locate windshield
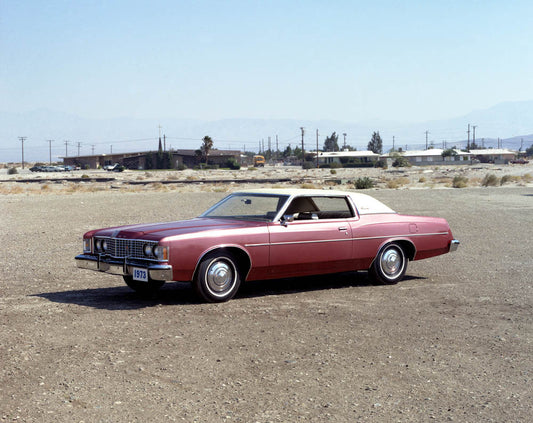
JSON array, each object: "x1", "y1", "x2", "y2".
[{"x1": 201, "y1": 193, "x2": 289, "y2": 221}]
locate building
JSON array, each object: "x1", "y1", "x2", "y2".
[
  {"x1": 62, "y1": 149, "x2": 242, "y2": 169},
  {"x1": 314, "y1": 150, "x2": 381, "y2": 166},
  {"x1": 469, "y1": 149, "x2": 517, "y2": 164},
  {"x1": 391, "y1": 148, "x2": 472, "y2": 166}
]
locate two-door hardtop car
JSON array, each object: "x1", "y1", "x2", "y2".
[{"x1": 76, "y1": 189, "x2": 459, "y2": 302}]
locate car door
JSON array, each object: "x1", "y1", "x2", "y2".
[{"x1": 267, "y1": 195, "x2": 355, "y2": 278}]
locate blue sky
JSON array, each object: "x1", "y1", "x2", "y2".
[{"x1": 1, "y1": 0, "x2": 533, "y2": 124}]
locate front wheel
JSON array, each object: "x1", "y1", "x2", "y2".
[
  {"x1": 369, "y1": 243, "x2": 407, "y2": 285},
  {"x1": 123, "y1": 275, "x2": 164, "y2": 296},
  {"x1": 194, "y1": 252, "x2": 241, "y2": 302}
]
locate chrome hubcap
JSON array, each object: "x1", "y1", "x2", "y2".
[
  {"x1": 380, "y1": 248, "x2": 402, "y2": 277},
  {"x1": 206, "y1": 260, "x2": 235, "y2": 293}
]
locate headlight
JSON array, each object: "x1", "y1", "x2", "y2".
[
  {"x1": 101, "y1": 239, "x2": 108, "y2": 252},
  {"x1": 143, "y1": 244, "x2": 153, "y2": 256},
  {"x1": 95, "y1": 239, "x2": 102, "y2": 251},
  {"x1": 153, "y1": 246, "x2": 168, "y2": 260}
]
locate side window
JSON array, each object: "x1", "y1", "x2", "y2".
[
  {"x1": 311, "y1": 197, "x2": 354, "y2": 219},
  {"x1": 288, "y1": 196, "x2": 354, "y2": 220}
]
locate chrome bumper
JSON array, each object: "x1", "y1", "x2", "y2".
[
  {"x1": 75, "y1": 254, "x2": 173, "y2": 281},
  {"x1": 449, "y1": 239, "x2": 460, "y2": 252}
]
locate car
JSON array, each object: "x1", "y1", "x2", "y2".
[
  {"x1": 75, "y1": 189, "x2": 459, "y2": 302},
  {"x1": 29, "y1": 165, "x2": 45, "y2": 172},
  {"x1": 510, "y1": 158, "x2": 529, "y2": 164}
]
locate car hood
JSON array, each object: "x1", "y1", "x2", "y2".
[{"x1": 86, "y1": 218, "x2": 266, "y2": 240}]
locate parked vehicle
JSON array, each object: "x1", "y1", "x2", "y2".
[
  {"x1": 253, "y1": 155, "x2": 265, "y2": 167},
  {"x1": 76, "y1": 189, "x2": 459, "y2": 302}
]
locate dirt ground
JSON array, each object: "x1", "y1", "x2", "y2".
[{"x1": 1, "y1": 178, "x2": 532, "y2": 421}]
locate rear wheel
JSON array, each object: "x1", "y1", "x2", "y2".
[
  {"x1": 194, "y1": 252, "x2": 241, "y2": 302},
  {"x1": 123, "y1": 275, "x2": 164, "y2": 295},
  {"x1": 369, "y1": 243, "x2": 407, "y2": 285}
]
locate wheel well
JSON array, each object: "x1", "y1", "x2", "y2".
[
  {"x1": 393, "y1": 240, "x2": 416, "y2": 261},
  {"x1": 194, "y1": 247, "x2": 252, "y2": 281}
]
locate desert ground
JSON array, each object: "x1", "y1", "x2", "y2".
[{"x1": 1, "y1": 164, "x2": 532, "y2": 422}]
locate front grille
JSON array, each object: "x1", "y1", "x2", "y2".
[{"x1": 95, "y1": 237, "x2": 158, "y2": 260}]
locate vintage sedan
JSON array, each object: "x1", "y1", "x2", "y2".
[{"x1": 76, "y1": 189, "x2": 459, "y2": 302}]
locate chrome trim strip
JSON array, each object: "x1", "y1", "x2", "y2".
[
  {"x1": 352, "y1": 231, "x2": 449, "y2": 241},
  {"x1": 245, "y1": 231, "x2": 449, "y2": 248},
  {"x1": 449, "y1": 239, "x2": 460, "y2": 252}
]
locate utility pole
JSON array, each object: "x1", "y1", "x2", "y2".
[
  {"x1": 520, "y1": 138, "x2": 524, "y2": 151},
  {"x1": 46, "y1": 140, "x2": 54, "y2": 164},
  {"x1": 472, "y1": 125, "x2": 477, "y2": 148},
  {"x1": 316, "y1": 129, "x2": 319, "y2": 168},
  {"x1": 343, "y1": 133, "x2": 347, "y2": 149},
  {"x1": 64, "y1": 140, "x2": 70, "y2": 157},
  {"x1": 77, "y1": 142, "x2": 81, "y2": 156},
  {"x1": 392, "y1": 136, "x2": 395, "y2": 151},
  {"x1": 91, "y1": 144, "x2": 95, "y2": 155},
  {"x1": 110, "y1": 145, "x2": 113, "y2": 154},
  {"x1": 300, "y1": 127, "x2": 305, "y2": 166},
  {"x1": 425, "y1": 131, "x2": 430, "y2": 150},
  {"x1": 467, "y1": 124, "x2": 471, "y2": 150},
  {"x1": 164, "y1": 135, "x2": 166, "y2": 151},
  {"x1": 276, "y1": 135, "x2": 279, "y2": 161},
  {"x1": 18, "y1": 136, "x2": 27, "y2": 169}
]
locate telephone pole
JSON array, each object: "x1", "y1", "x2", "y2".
[
  {"x1": 77, "y1": 142, "x2": 81, "y2": 156},
  {"x1": 467, "y1": 124, "x2": 471, "y2": 150},
  {"x1": 343, "y1": 133, "x2": 347, "y2": 149},
  {"x1": 425, "y1": 131, "x2": 430, "y2": 150},
  {"x1": 472, "y1": 125, "x2": 477, "y2": 148},
  {"x1": 300, "y1": 127, "x2": 305, "y2": 166},
  {"x1": 392, "y1": 136, "x2": 395, "y2": 151},
  {"x1": 46, "y1": 140, "x2": 54, "y2": 164},
  {"x1": 91, "y1": 144, "x2": 95, "y2": 155},
  {"x1": 18, "y1": 136, "x2": 27, "y2": 169},
  {"x1": 316, "y1": 129, "x2": 319, "y2": 168},
  {"x1": 64, "y1": 140, "x2": 69, "y2": 157}
]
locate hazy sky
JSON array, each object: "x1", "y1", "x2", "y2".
[{"x1": 2, "y1": 0, "x2": 533, "y2": 123}]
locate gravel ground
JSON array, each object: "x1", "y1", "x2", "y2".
[{"x1": 1, "y1": 184, "x2": 532, "y2": 422}]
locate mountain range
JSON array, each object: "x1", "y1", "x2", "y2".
[{"x1": 1, "y1": 101, "x2": 533, "y2": 163}]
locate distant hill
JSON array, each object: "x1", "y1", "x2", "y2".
[{"x1": 1, "y1": 101, "x2": 532, "y2": 163}]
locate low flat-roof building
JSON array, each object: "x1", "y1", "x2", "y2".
[{"x1": 62, "y1": 149, "x2": 241, "y2": 169}]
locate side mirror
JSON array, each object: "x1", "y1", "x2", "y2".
[{"x1": 281, "y1": 214, "x2": 294, "y2": 227}]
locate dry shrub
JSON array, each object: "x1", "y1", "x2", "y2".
[
  {"x1": 522, "y1": 173, "x2": 532, "y2": 183},
  {"x1": 452, "y1": 175, "x2": 469, "y2": 188},
  {"x1": 41, "y1": 184, "x2": 50, "y2": 191},
  {"x1": 482, "y1": 173, "x2": 499, "y2": 187},
  {"x1": 150, "y1": 182, "x2": 166, "y2": 191},
  {"x1": 167, "y1": 173, "x2": 179, "y2": 180},
  {"x1": 301, "y1": 183, "x2": 317, "y2": 189},
  {"x1": 418, "y1": 176, "x2": 427, "y2": 183},
  {"x1": 500, "y1": 175, "x2": 520, "y2": 185},
  {"x1": 386, "y1": 177, "x2": 409, "y2": 189}
]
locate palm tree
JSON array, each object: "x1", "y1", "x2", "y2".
[{"x1": 201, "y1": 136, "x2": 213, "y2": 164}]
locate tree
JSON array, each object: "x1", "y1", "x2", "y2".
[
  {"x1": 323, "y1": 132, "x2": 339, "y2": 152},
  {"x1": 525, "y1": 144, "x2": 533, "y2": 157},
  {"x1": 200, "y1": 136, "x2": 214, "y2": 164},
  {"x1": 367, "y1": 131, "x2": 383, "y2": 154}
]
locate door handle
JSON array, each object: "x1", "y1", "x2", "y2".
[{"x1": 338, "y1": 227, "x2": 348, "y2": 231}]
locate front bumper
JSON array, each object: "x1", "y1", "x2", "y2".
[
  {"x1": 449, "y1": 239, "x2": 460, "y2": 252},
  {"x1": 75, "y1": 254, "x2": 173, "y2": 281}
]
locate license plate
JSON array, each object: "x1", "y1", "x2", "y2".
[{"x1": 132, "y1": 267, "x2": 148, "y2": 282}]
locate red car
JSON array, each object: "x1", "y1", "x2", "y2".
[{"x1": 76, "y1": 189, "x2": 459, "y2": 302}]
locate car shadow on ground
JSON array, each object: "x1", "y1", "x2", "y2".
[{"x1": 33, "y1": 272, "x2": 425, "y2": 310}]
